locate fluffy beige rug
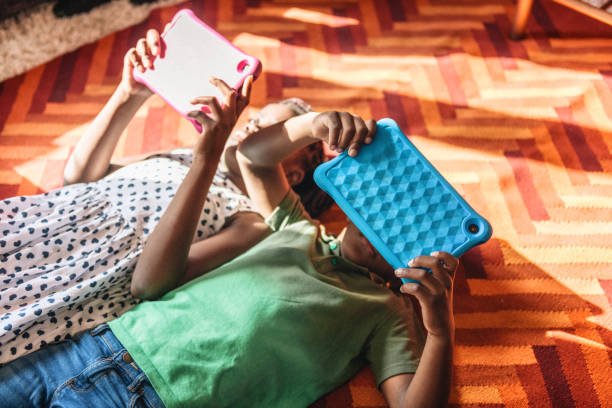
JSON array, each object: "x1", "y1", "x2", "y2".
[{"x1": 0, "y1": 0, "x2": 185, "y2": 82}]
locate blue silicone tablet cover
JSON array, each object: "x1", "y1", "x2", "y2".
[{"x1": 314, "y1": 118, "x2": 492, "y2": 280}]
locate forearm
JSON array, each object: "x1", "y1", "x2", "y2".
[
  {"x1": 130, "y1": 154, "x2": 219, "y2": 299},
  {"x1": 398, "y1": 334, "x2": 454, "y2": 408},
  {"x1": 238, "y1": 111, "x2": 319, "y2": 167},
  {"x1": 63, "y1": 87, "x2": 150, "y2": 185}
]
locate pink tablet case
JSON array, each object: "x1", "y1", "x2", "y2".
[{"x1": 133, "y1": 9, "x2": 262, "y2": 132}]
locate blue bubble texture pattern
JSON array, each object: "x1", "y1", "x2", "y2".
[{"x1": 314, "y1": 118, "x2": 492, "y2": 282}]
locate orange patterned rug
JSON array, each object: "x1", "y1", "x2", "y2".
[{"x1": 1, "y1": 0, "x2": 611, "y2": 406}]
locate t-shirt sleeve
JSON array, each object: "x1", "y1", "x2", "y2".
[
  {"x1": 265, "y1": 190, "x2": 313, "y2": 232},
  {"x1": 365, "y1": 296, "x2": 425, "y2": 387}
]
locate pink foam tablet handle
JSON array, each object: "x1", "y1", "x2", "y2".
[{"x1": 133, "y1": 9, "x2": 261, "y2": 132}]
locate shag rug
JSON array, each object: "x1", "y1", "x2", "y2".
[
  {"x1": 0, "y1": 0, "x2": 185, "y2": 82},
  {"x1": 1, "y1": 0, "x2": 612, "y2": 407}
]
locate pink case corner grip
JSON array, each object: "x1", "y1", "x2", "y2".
[{"x1": 132, "y1": 9, "x2": 261, "y2": 133}]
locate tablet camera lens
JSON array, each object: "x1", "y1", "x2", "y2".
[
  {"x1": 237, "y1": 60, "x2": 250, "y2": 73},
  {"x1": 468, "y1": 223, "x2": 479, "y2": 234}
]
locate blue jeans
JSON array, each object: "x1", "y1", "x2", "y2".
[{"x1": 0, "y1": 323, "x2": 165, "y2": 408}]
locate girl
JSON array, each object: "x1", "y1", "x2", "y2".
[{"x1": 0, "y1": 29, "x2": 329, "y2": 363}]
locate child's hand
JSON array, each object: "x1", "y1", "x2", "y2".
[
  {"x1": 394, "y1": 252, "x2": 458, "y2": 339},
  {"x1": 312, "y1": 111, "x2": 376, "y2": 157},
  {"x1": 187, "y1": 76, "x2": 253, "y2": 158},
  {"x1": 120, "y1": 29, "x2": 161, "y2": 97}
]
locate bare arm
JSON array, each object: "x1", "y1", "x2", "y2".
[
  {"x1": 63, "y1": 89, "x2": 151, "y2": 185},
  {"x1": 178, "y1": 212, "x2": 270, "y2": 286},
  {"x1": 63, "y1": 30, "x2": 160, "y2": 185},
  {"x1": 130, "y1": 184, "x2": 270, "y2": 300},
  {"x1": 236, "y1": 111, "x2": 376, "y2": 217},
  {"x1": 130, "y1": 77, "x2": 254, "y2": 300},
  {"x1": 381, "y1": 252, "x2": 458, "y2": 408}
]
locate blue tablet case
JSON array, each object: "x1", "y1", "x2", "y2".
[{"x1": 313, "y1": 118, "x2": 492, "y2": 283}]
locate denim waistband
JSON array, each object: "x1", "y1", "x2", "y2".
[
  {"x1": 90, "y1": 323, "x2": 122, "y2": 352},
  {"x1": 89, "y1": 323, "x2": 150, "y2": 395}
]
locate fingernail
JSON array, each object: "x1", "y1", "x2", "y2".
[{"x1": 348, "y1": 148, "x2": 357, "y2": 157}]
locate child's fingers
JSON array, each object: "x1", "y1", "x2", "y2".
[
  {"x1": 347, "y1": 116, "x2": 368, "y2": 157},
  {"x1": 409, "y1": 255, "x2": 452, "y2": 292},
  {"x1": 241, "y1": 76, "x2": 253, "y2": 100},
  {"x1": 125, "y1": 48, "x2": 143, "y2": 73},
  {"x1": 409, "y1": 255, "x2": 444, "y2": 272},
  {"x1": 146, "y1": 29, "x2": 160, "y2": 56},
  {"x1": 209, "y1": 77, "x2": 236, "y2": 110},
  {"x1": 323, "y1": 112, "x2": 341, "y2": 150},
  {"x1": 397, "y1": 279, "x2": 432, "y2": 305},
  {"x1": 190, "y1": 96, "x2": 222, "y2": 122},
  {"x1": 364, "y1": 119, "x2": 377, "y2": 144},
  {"x1": 395, "y1": 267, "x2": 440, "y2": 294},
  {"x1": 136, "y1": 38, "x2": 152, "y2": 69},
  {"x1": 337, "y1": 112, "x2": 356, "y2": 152},
  {"x1": 237, "y1": 76, "x2": 253, "y2": 114},
  {"x1": 187, "y1": 109, "x2": 214, "y2": 130},
  {"x1": 241, "y1": 76, "x2": 253, "y2": 106},
  {"x1": 430, "y1": 251, "x2": 459, "y2": 275}
]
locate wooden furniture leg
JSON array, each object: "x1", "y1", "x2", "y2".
[{"x1": 510, "y1": 0, "x2": 535, "y2": 40}]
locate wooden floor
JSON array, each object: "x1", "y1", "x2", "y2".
[{"x1": 1, "y1": 0, "x2": 612, "y2": 406}]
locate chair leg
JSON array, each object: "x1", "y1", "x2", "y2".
[{"x1": 510, "y1": 0, "x2": 535, "y2": 40}]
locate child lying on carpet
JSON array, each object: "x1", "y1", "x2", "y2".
[
  {"x1": 0, "y1": 85, "x2": 458, "y2": 407},
  {"x1": 0, "y1": 28, "x2": 330, "y2": 363}
]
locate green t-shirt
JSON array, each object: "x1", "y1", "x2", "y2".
[{"x1": 109, "y1": 191, "x2": 424, "y2": 408}]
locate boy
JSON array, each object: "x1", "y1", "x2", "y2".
[{"x1": 0, "y1": 76, "x2": 457, "y2": 408}]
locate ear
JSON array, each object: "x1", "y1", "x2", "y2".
[{"x1": 286, "y1": 168, "x2": 304, "y2": 186}]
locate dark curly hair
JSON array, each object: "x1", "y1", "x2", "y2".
[
  {"x1": 290, "y1": 141, "x2": 334, "y2": 218},
  {"x1": 275, "y1": 98, "x2": 334, "y2": 218}
]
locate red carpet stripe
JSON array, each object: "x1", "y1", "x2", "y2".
[
  {"x1": 1, "y1": 1, "x2": 611, "y2": 406},
  {"x1": 505, "y1": 150, "x2": 550, "y2": 221}
]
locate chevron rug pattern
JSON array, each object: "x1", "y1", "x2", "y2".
[{"x1": 1, "y1": 0, "x2": 612, "y2": 406}]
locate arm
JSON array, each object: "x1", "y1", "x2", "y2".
[
  {"x1": 177, "y1": 212, "x2": 270, "y2": 287},
  {"x1": 131, "y1": 200, "x2": 269, "y2": 300},
  {"x1": 380, "y1": 252, "x2": 458, "y2": 408},
  {"x1": 130, "y1": 76, "x2": 254, "y2": 300},
  {"x1": 236, "y1": 111, "x2": 376, "y2": 217},
  {"x1": 63, "y1": 30, "x2": 160, "y2": 185}
]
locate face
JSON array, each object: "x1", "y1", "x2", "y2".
[
  {"x1": 233, "y1": 102, "x2": 322, "y2": 186},
  {"x1": 340, "y1": 219, "x2": 395, "y2": 281},
  {"x1": 280, "y1": 142, "x2": 324, "y2": 186}
]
